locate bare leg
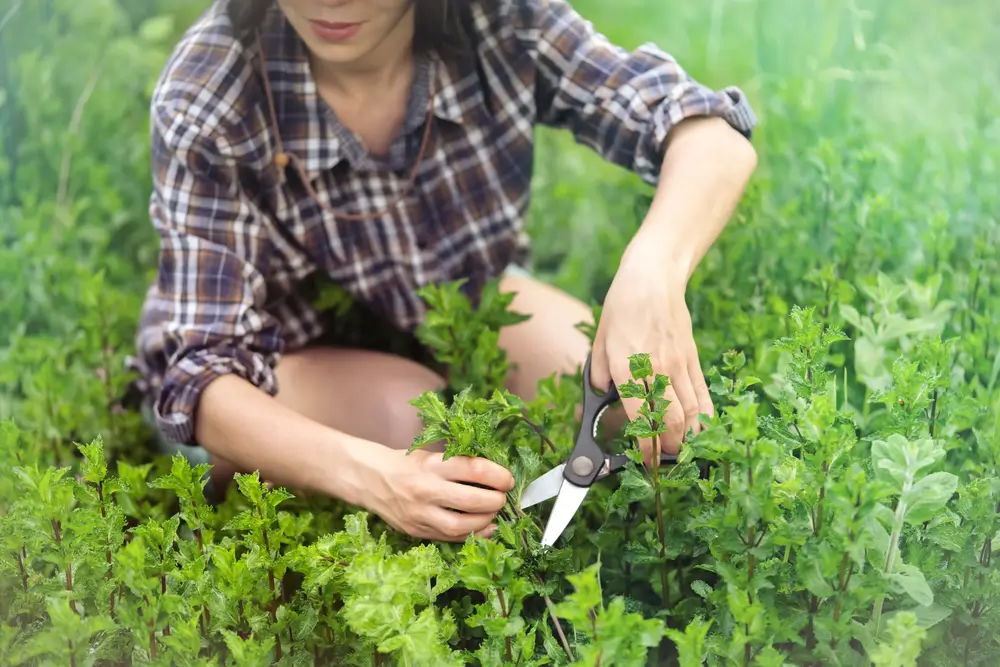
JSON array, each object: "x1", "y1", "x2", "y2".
[
  {"x1": 209, "y1": 274, "x2": 611, "y2": 492},
  {"x1": 497, "y1": 273, "x2": 629, "y2": 433},
  {"x1": 272, "y1": 347, "x2": 446, "y2": 449},
  {"x1": 497, "y1": 273, "x2": 595, "y2": 400},
  {"x1": 207, "y1": 347, "x2": 447, "y2": 492},
  {"x1": 500, "y1": 276, "x2": 594, "y2": 399}
]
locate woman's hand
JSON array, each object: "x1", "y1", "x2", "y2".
[
  {"x1": 590, "y1": 240, "x2": 714, "y2": 464},
  {"x1": 367, "y1": 448, "x2": 515, "y2": 542},
  {"x1": 589, "y1": 116, "x2": 757, "y2": 464}
]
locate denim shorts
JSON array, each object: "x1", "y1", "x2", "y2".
[{"x1": 140, "y1": 264, "x2": 532, "y2": 496}]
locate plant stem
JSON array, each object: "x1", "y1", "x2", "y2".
[
  {"x1": 520, "y1": 413, "x2": 557, "y2": 453},
  {"x1": 148, "y1": 603, "x2": 157, "y2": 661},
  {"x1": 815, "y1": 461, "x2": 828, "y2": 536},
  {"x1": 496, "y1": 586, "x2": 513, "y2": 662},
  {"x1": 258, "y1": 506, "x2": 282, "y2": 661},
  {"x1": 643, "y1": 379, "x2": 671, "y2": 610},
  {"x1": 517, "y1": 528, "x2": 573, "y2": 661},
  {"x1": 16, "y1": 549, "x2": 27, "y2": 593},
  {"x1": 833, "y1": 552, "x2": 849, "y2": 624},
  {"x1": 872, "y1": 495, "x2": 908, "y2": 635},
  {"x1": 624, "y1": 504, "x2": 634, "y2": 598},
  {"x1": 51, "y1": 519, "x2": 76, "y2": 614},
  {"x1": 929, "y1": 389, "x2": 939, "y2": 437},
  {"x1": 96, "y1": 483, "x2": 116, "y2": 618},
  {"x1": 45, "y1": 391, "x2": 61, "y2": 468}
]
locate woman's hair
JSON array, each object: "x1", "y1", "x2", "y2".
[{"x1": 228, "y1": 0, "x2": 480, "y2": 58}]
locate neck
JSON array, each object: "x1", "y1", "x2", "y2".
[{"x1": 310, "y1": 7, "x2": 416, "y2": 97}]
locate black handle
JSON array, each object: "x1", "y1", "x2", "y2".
[
  {"x1": 563, "y1": 353, "x2": 619, "y2": 487},
  {"x1": 606, "y1": 450, "x2": 679, "y2": 477}
]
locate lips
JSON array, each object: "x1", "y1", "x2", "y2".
[
  {"x1": 311, "y1": 19, "x2": 360, "y2": 30},
  {"x1": 308, "y1": 19, "x2": 363, "y2": 43}
]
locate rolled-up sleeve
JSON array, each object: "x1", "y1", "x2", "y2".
[
  {"x1": 517, "y1": 0, "x2": 758, "y2": 184},
  {"x1": 149, "y1": 102, "x2": 282, "y2": 445}
]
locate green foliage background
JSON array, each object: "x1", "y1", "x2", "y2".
[{"x1": 1, "y1": 0, "x2": 999, "y2": 665}]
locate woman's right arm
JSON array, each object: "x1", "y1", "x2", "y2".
[
  {"x1": 195, "y1": 376, "x2": 513, "y2": 541},
  {"x1": 149, "y1": 104, "x2": 512, "y2": 542}
]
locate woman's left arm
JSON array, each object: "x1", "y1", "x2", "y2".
[
  {"x1": 517, "y1": 0, "x2": 757, "y2": 180},
  {"x1": 512, "y1": 0, "x2": 760, "y2": 459},
  {"x1": 592, "y1": 116, "x2": 757, "y2": 462}
]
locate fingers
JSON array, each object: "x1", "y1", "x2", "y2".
[
  {"x1": 689, "y1": 351, "x2": 715, "y2": 424},
  {"x1": 666, "y1": 345, "x2": 714, "y2": 449},
  {"x1": 436, "y1": 479, "x2": 508, "y2": 515},
  {"x1": 662, "y1": 365, "x2": 699, "y2": 455},
  {"x1": 588, "y1": 332, "x2": 614, "y2": 393},
  {"x1": 435, "y1": 455, "x2": 515, "y2": 492},
  {"x1": 422, "y1": 507, "x2": 498, "y2": 542},
  {"x1": 634, "y1": 346, "x2": 713, "y2": 462},
  {"x1": 377, "y1": 450, "x2": 508, "y2": 543},
  {"x1": 475, "y1": 524, "x2": 499, "y2": 539}
]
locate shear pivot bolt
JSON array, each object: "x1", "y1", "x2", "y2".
[{"x1": 571, "y1": 457, "x2": 594, "y2": 477}]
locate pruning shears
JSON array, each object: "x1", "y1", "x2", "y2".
[{"x1": 518, "y1": 352, "x2": 678, "y2": 547}]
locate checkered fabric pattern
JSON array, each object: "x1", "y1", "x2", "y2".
[{"x1": 130, "y1": 0, "x2": 758, "y2": 446}]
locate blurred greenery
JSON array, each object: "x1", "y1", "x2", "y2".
[{"x1": 531, "y1": 0, "x2": 1000, "y2": 301}]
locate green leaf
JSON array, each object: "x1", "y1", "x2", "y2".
[
  {"x1": 871, "y1": 434, "x2": 946, "y2": 491},
  {"x1": 607, "y1": 465, "x2": 653, "y2": 512},
  {"x1": 629, "y1": 353, "x2": 653, "y2": 379},
  {"x1": 891, "y1": 564, "x2": 934, "y2": 607},
  {"x1": 690, "y1": 580, "x2": 714, "y2": 600},
  {"x1": 901, "y1": 471, "x2": 958, "y2": 525},
  {"x1": 880, "y1": 603, "x2": 952, "y2": 641}
]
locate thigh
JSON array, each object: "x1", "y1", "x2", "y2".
[
  {"x1": 498, "y1": 274, "x2": 631, "y2": 438},
  {"x1": 273, "y1": 346, "x2": 447, "y2": 451},
  {"x1": 497, "y1": 272, "x2": 595, "y2": 400}
]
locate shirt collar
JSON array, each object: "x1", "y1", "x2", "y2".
[{"x1": 254, "y1": 8, "x2": 488, "y2": 181}]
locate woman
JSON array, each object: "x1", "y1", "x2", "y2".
[{"x1": 130, "y1": 0, "x2": 758, "y2": 542}]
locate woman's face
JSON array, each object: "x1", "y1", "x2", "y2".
[{"x1": 277, "y1": 0, "x2": 414, "y2": 68}]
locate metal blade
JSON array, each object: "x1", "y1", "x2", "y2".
[
  {"x1": 519, "y1": 463, "x2": 566, "y2": 509},
  {"x1": 540, "y1": 481, "x2": 590, "y2": 547}
]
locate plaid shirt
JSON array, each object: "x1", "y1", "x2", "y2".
[{"x1": 131, "y1": 0, "x2": 758, "y2": 445}]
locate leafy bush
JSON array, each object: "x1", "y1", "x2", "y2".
[
  {"x1": 2, "y1": 0, "x2": 999, "y2": 665},
  {"x1": 3, "y1": 272, "x2": 1000, "y2": 666}
]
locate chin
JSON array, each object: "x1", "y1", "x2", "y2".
[
  {"x1": 305, "y1": 41, "x2": 373, "y2": 63},
  {"x1": 288, "y1": 20, "x2": 376, "y2": 64}
]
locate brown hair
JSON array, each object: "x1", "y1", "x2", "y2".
[{"x1": 227, "y1": 0, "x2": 482, "y2": 58}]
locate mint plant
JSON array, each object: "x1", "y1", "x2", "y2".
[{"x1": 3, "y1": 271, "x2": 1000, "y2": 665}]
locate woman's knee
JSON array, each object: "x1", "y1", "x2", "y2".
[
  {"x1": 497, "y1": 273, "x2": 594, "y2": 400},
  {"x1": 377, "y1": 367, "x2": 447, "y2": 451},
  {"x1": 273, "y1": 346, "x2": 446, "y2": 450}
]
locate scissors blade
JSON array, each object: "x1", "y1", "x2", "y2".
[
  {"x1": 540, "y1": 480, "x2": 590, "y2": 547},
  {"x1": 519, "y1": 463, "x2": 566, "y2": 509}
]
